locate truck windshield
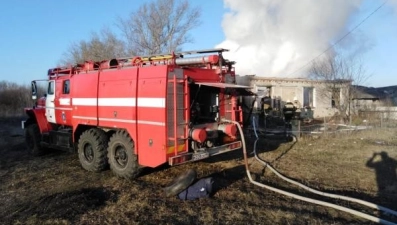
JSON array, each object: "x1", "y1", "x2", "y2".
[{"x1": 33, "y1": 80, "x2": 49, "y2": 98}]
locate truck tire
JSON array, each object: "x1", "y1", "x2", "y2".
[
  {"x1": 77, "y1": 128, "x2": 109, "y2": 172},
  {"x1": 107, "y1": 130, "x2": 141, "y2": 179},
  {"x1": 163, "y1": 169, "x2": 197, "y2": 197},
  {"x1": 25, "y1": 124, "x2": 44, "y2": 156}
]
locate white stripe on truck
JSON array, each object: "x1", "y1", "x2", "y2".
[{"x1": 71, "y1": 97, "x2": 165, "y2": 108}]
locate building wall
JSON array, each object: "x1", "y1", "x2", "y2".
[
  {"x1": 352, "y1": 99, "x2": 382, "y2": 111},
  {"x1": 237, "y1": 75, "x2": 350, "y2": 118},
  {"x1": 374, "y1": 106, "x2": 397, "y2": 120}
]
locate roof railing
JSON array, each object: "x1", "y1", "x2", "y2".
[{"x1": 47, "y1": 48, "x2": 231, "y2": 77}]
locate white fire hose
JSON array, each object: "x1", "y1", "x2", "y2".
[{"x1": 223, "y1": 118, "x2": 397, "y2": 225}]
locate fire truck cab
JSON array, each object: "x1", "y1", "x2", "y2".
[{"x1": 23, "y1": 49, "x2": 250, "y2": 179}]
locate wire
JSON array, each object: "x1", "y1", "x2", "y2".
[{"x1": 288, "y1": 0, "x2": 389, "y2": 77}]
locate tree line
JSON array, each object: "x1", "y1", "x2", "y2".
[{"x1": 0, "y1": 81, "x2": 33, "y2": 117}]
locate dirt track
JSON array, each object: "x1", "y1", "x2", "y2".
[{"x1": 1, "y1": 118, "x2": 397, "y2": 225}]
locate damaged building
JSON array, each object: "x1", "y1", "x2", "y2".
[{"x1": 237, "y1": 75, "x2": 352, "y2": 120}]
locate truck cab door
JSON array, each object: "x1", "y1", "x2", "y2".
[{"x1": 45, "y1": 80, "x2": 56, "y2": 123}]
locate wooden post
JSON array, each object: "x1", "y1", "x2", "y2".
[
  {"x1": 380, "y1": 112, "x2": 383, "y2": 128},
  {"x1": 298, "y1": 120, "x2": 301, "y2": 139}
]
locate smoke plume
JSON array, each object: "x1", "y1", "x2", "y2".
[{"x1": 217, "y1": 0, "x2": 364, "y2": 77}]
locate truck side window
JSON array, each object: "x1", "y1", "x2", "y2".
[
  {"x1": 48, "y1": 81, "x2": 55, "y2": 95},
  {"x1": 63, "y1": 80, "x2": 70, "y2": 94}
]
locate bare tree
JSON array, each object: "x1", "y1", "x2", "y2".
[
  {"x1": 61, "y1": 27, "x2": 126, "y2": 65},
  {"x1": 61, "y1": 0, "x2": 201, "y2": 65},
  {"x1": 309, "y1": 53, "x2": 370, "y2": 122},
  {"x1": 118, "y1": 0, "x2": 201, "y2": 55}
]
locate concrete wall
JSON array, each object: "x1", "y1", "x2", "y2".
[
  {"x1": 374, "y1": 106, "x2": 397, "y2": 120},
  {"x1": 351, "y1": 99, "x2": 382, "y2": 114},
  {"x1": 236, "y1": 75, "x2": 350, "y2": 118}
]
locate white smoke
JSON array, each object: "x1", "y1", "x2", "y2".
[{"x1": 217, "y1": 0, "x2": 364, "y2": 77}]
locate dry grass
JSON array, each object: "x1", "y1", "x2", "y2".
[{"x1": 1, "y1": 118, "x2": 397, "y2": 225}]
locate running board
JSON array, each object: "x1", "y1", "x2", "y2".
[{"x1": 168, "y1": 141, "x2": 242, "y2": 166}]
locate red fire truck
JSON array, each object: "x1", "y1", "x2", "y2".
[{"x1": 23, "y1": 49, "x2": 249, "y2": 179}]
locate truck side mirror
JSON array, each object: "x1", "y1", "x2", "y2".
[{"x1": 31, "y1": 81, "x2": 37, "y2": 100}]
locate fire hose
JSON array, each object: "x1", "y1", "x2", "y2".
[
  {"x1": 252, "y1": 117, "x2": 397, "y2": 217},
  {"x1": 223, "y1": 118, "x2": 397, "y2": 225}
]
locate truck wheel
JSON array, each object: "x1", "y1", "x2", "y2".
[
  {"x1": 107, "y1": 130, "x2": 141, "y2": 179},
  {"x1": 25, "y1": 124, "x2": 44, "y2": 156},
  {"x1": 78, "y1": 128, "x2": 109, "y2": 172}
]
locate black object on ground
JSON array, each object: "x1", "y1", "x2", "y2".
[{"x1": 163, "y1": 169, "x2": 197, "y2": 197}]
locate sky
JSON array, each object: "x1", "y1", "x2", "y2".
[{"x1": 0, "y1": 0, "x2": 396, "y2": 88}]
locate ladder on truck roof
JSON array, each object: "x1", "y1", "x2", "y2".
[
  {"x1": 117, "y1": 48, "x2": 232, "y2": 68},
  {"x1": 47, "y1": 48, "x2": 232, "y2": 76},
  {"x1": 117, "y1": 48, "x2": 229, "y2": 61}
]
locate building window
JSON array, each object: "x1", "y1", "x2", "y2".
[
  {"x1": 331, "y1": 88, "x2": 340, "y2": 108},
  {"x1": 47, "y1": 81, "x2": 55, "y2": 95},
  {"x1": 303, "y1": 87, "x2": 314, "y2": 108},
  {"x1": 63, "y1": 80, "x2": 70, "y2": 94},
  {"x1": 255, "y1": 86, "x2": 272, "y2": 110}
]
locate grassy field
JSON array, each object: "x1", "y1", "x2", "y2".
[{"x1": 0, "y1": 117, "x2": 396, "y2": 225}]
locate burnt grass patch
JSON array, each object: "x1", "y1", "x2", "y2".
[{"x1": 1, "y1": 188, "x2": 118, "y2": 224}]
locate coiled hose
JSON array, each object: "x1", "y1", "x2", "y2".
[{"x1": 224, "y1": 118, "x2": 397, "y2": 225}]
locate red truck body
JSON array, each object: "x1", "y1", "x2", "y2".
[{"x1": 24, "y1": 49, "x2": 248, "y2": 178}]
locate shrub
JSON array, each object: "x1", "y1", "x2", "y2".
[{"x1": 0, "y1": 81, "x2": 35, "y2": 117}]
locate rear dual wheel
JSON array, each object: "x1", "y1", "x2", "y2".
[
  {"x1": 107, "y1": 130, "x2": 141, "y2": 179},
  {"x1": 78, "y1": 128, "x2": 109, "y2": 172},
  {"x1": 77, "y1": 128, "x2": 141, "y2": 179}
]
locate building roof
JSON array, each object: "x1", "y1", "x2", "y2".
[{"x1": 244, "y1": 75, "x2": 352, "y2": 85}]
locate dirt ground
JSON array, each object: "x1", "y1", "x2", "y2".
[{"x1": 1, "y1": 117, "x2": 397, "y2": 225}]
